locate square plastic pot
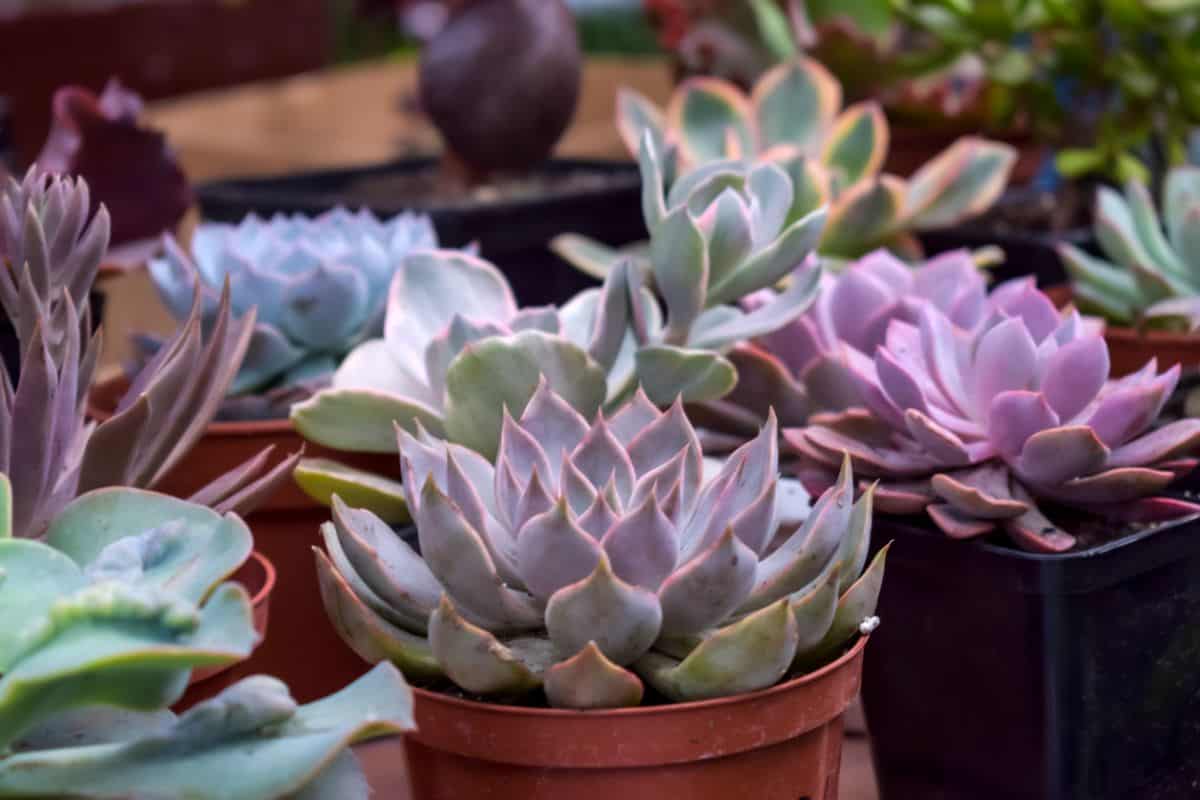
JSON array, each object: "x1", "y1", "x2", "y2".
[{"x1": 862, "y1": 514, "x2": 1200, "y2": 799}]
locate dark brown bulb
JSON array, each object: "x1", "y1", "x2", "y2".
[{"x1": 419, "y1": 0, "x2": 582, "y2": 179}]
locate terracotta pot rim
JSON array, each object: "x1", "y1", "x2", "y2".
[
  {"x1": 412, "y1": 633, "x2": 868, "y2": 719},
  {"x1": 241, "y1": 549, "x2": 277, "y2": 610},
  {"x1": 88, "y1": 374, "x2": 295, "y2": 438}
]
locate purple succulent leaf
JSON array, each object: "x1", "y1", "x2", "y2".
[
  {"x1": 606, "y1": 387, "x2": 662, "y2": 446},
  {"x1": 1001, "y1": 482, "x2": 1076, "y2": 552},
  {"x1": 927, "y1": 502, "x2": 997, "y2": 539},
  {"x1": 873, "y1": 479, "x2": 936, "y2": 514},
  {"x1": 629, "y1": 448, "x2": 689, "y2": 511},
  {"x1": 744, "y1": 459, "x2": 851, "y2": 607},
  {"x1": 329, "y1": 496, "x2": 442, "y2": 633},
  {"x1": 1046, "y1": 467, "x2": 1177, "y2": 505},
  {"x1": 904, "y1": 409, "x2": 976, "y2": 466},
  {"x1": 397, "y1": 425, "x2": 449, "y2": 512},
  {"x1": 930, "y1": 465, "x2": 1027, "y2": 519},
  {"x1": 829, "y1": 267, "x2": 896, "y2": 349},
  {"x1": 971, "y1": 317, "x2": 1037, "y2": 417},
  {"x1": 987, "y1": 390, "x2": 1059, "y2": 460},
  {"x1": 729, "y1": 480, "x2": 778, "y2": 556},
  {"x1": 513, "y1": 468, "x2": 556, "y2": 534},
  {"x1": 509, "y1": 306, "x2": 562, "y2": 335},
  {"x1": 992, "y1": 278, "x2": 1061, "y2": 342},
  {"x1": 856, "y1": 249, "x2": 914, "y2": 293},
  {"x1": 913, "y1": 250, "x2": 983, "y2": 315},
  {"x1": 519, "y1": 376, "x2": 590, "y2": 467},
  {"x1": 602, "y1": 493, "x2": 679, "y2": 591},
  {"x1": 751, "y1": 295, "x2": 827, "y2": 378},
  {"x1": 577, "y1": 490, "x2": 620, "y2": 540},
  {"x1": 800, "y1": 351, "x2": 867, "y2": 412},
  {"x1": 571, "y1": 417, "x2": 637, "y2": 503},
  {"x1": 498, "y1": 409, "x2": 553, "y2": 490},
  {"x1": 559, "y1": 453, "x2": 599, "y2": 517},
  {"x1": 416, "y1": 479, "x2": 542, "y2": 632},
  {"x1": 1015, "y1": 426, "x2": 1110, "y2": 486},
  {"x1": 493, "y1": 459, "x2": 523, "y2": 532},
  {"x1": 545, "y1": 555, "x2": 663, "y2": 666},
  {"x1": 1040, "y1": 336, "x2": 1109, "y2": 421},
  {"x1": 658, "y1": 528, "x2": 758, "y2": 637},
  {"x1": 918, "y1": 304, "x2": 972, "y2": 416},
  {"x1": 10, "y1": 324, "x2": 57, "y2": 537},
  {"x1": 208, "y1": 447, "x2": 303, "y2": 518},
  {"x1": 543, "y1": 642, "x2": 645, "y2": 709},
  {"x1": 516, "y1": 498, "x2": 603, "y2": 599},
  {"x1": 627, "y1": 398, "x2": 704, "y2": 478},
  {"x1": 876, "y1": 348, "x2": 928, "y2": 417},
  {"x1": 1086, "y1": 367, "x2": 1178, "y2": 448},
  {"x1": 802, "y1": 425, "x2": 934, "y2": 477},
  {"x1": 1108, "y1": 420, "x2": 1200, "y2": 469}
]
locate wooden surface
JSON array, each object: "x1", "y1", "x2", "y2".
[{"x1": 109, "y1": 58, "x2": 880, "y2": 797}]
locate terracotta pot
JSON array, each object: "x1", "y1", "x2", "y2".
[
  {"x1": 189, "y1": 550, "x2": 274, "y2": 687},
  {"x1": 1045, "y1": 284, "x2": 1200, "y2": 377},
  {"x1": 401, "y1": 635, "x2": 868, "y2": 800},
  {"x1": 89, "y1": 376, "x2": 394, "y2": 703}
]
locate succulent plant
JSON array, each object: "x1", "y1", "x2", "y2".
[
  {"x1": 148, "y1": 208, "x2": 438, "y2": 397},
  {"x1": 0, "y1": 169, "x2": 109, "y2": 346},
  {"x1": 0, "y1": 476, "x2": 414, "y2": 799},
  {"x1": 1, "y1": 173, "x2": 296, "y2": 539},
  {"x1": 291, "y1": 134, "x2": 825, "y2": 519},
  {"x1": 1059, "y1": 167, "x2": 1200, "y2": 329},
  {"x1": 314, "y1": 382, "x2": 886, "y2": 709},
  {"x1": 419, "y1": 0, "x2": 581, "y2": 182},
  {"x1": 606, "y1": 56, "x2": 1015, "y2": 259},
  {"x1": 787, "y1": 279, "x2": 1200, "y2": 553},
  {"x1": 737, "y1": 247, "x2": 990, "y2": 420},
  {"x1": 36, "y1": 79, "x2": 193, "y2": 260}
]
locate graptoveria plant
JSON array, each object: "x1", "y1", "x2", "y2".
[
  {"x1": 290, "y1": 155, "x2": 825, "y2": 519},
  {"x1": 0, "y1": 478, "x2": 414, "y2": 800},
  {"x1": 607, "y1": 56, "x2": 1016, "y2": 259},
  {"x1": 148, "y1": 208, "x2": 439, "y2": 397},
  {"x1": 787, "y1": 280, "x2": 1200, "y2": 552},
  {"x1": 314, "y1": 382, "x2": 886, "y2": 710},
  {"x1": 1059, "y1": 166, "x2": 1200, "y2": 329}
]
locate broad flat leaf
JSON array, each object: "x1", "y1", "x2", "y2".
[
  {"x1": 45, "y1": 488, "x2": 251, "y2": 605},
  {"x1": 0, "y1": 583, "x2": 256, "y2": 750},
  {"x1": 667, "y1": 78, "x2": 756, "y2": 166},
  {"x1": 752, "y1": 57, "x2": 841, "y2": 153},
  {"x1": 550, "y1": 234, "x2": 628, "y2": 281},
  {"x1": 293, "y1": 458, "x2": 409, "y2": 524},
  {"x1": 820, "y1": 176, "x2": 906, "y2": 258},
  {"x1": 0, "y1": 539, "x2": 87, "y2": 670},
  {"x1": 707, "y1": 207, "x2": 826, "y2": 306},
  {"x1": 0, "y1": 663, "x2": 412, "y2": 800},
  {"x1": 635, "y1": 346, "x2": 738, "y2": 406},
  {"x1": 689, "y1": 262, "x2": 821, "y2": 350},
  {"x1": 905, "y1": 137, "x2": 1017, "y2": 229},
  {"x1": 443, "y1": 331, "x2": 607, "y2": 459},
  {"x1": 821, "y1": 102, "x2": 888, "y2": 185},
  {"x1": 652, "y1": 206, "x2": 708, "y2": 344},
  {"x1": 291, "y1": 388, "x2": 445, "y2": 454},
  {"x1": 616, "y1": 88, "x2": 666, "y2": 159}
]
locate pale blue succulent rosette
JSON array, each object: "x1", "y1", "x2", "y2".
[{"x1": 148, "y1": 207, "x2": 438, "y2": 396}]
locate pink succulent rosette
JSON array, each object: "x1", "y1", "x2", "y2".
[{"x1": 787, "y1": 279, "x2": 1200, "y2": 553}]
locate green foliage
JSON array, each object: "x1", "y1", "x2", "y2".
[{"x1": 894, "y1": 0, "x2": 1200, "y2": 181}]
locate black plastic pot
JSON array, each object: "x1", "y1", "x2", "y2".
[
  {"x1": 862, "y1": 514, "x2": 1200, "y2": 799},
  {"x1": 195, "y1": 158, "x2": 645, "y2": 308},
  {"x1": 0, "y1": 290, "x2": 105, "y2": 382}
]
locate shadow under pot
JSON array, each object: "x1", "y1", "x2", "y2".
[
  {"x1": 194, "y1": 157, "x2": 644, "y2": 308},
  {"x1": 398, "y1": 636, "x2": 868, "y2": 800},
  {"x1": 87, "y1": 375, "x2": 395, "y2": 704},
  {"x1": 861, "y1": 514, "x2": 1200, "y2": 800},
  {"x1": 1045, "y1": 285, "x2": 1200, "y2": 378}
]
